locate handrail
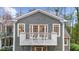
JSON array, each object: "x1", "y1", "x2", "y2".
[{"x1": 20, "y1": 32, "x2": 57, "y2": 45}]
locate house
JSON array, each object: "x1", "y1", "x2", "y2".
[
  {"x1": 13, "y1": 9, "x2": 70, "y2": 51},
  {"x1": 0, "y1": 19, "x2": 15, "y2": 49}
]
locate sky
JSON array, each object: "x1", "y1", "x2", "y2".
[
  {"x1": 0, "y1": 7, "x2": 75, "y2": 15},
  {"x1": 0, "y1": 7, "x2": 77, "y2": 24}
]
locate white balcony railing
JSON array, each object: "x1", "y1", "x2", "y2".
[{"x1": 20, "y1": 32, "x2": 57, "y2": 45}]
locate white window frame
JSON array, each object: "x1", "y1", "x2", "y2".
[
  {"x1": 29, "y1": 24, "x2": 48, "y2": 33},
  {"x1": 64, "y1": 39, "x2": 68, "y2": 46},
  {"x1": 52, "y1": 24, "x2": 60, "y2": 37},
  {"x1": 29, "y1": 24, "x2": 48, "y2": 39},
  {"x1": 17, "y1": 23, "x2": 25, "y2": 36}
]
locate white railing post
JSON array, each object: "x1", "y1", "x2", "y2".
[
  {"x1": 44, "y1": 33, "x2": 45, "y2": 44},
  {"x1": 51, "y1": 32, "x2": 57, "y2": 45}
]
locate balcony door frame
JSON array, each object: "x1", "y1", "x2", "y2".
[{"x1": 32, "y1": 46, "x2": 48, "y2": 51}]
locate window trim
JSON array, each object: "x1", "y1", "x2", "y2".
[
  {"x1": 52, "y1": 24, "x2": 60, "y2": 37},
  {"x1": 29, "y1": 24, "x2": 48, "y2": 33},
  {"x1": 17, "y1": 23, "x2": 25, "y2": 36},
  {"x1": 29, "y1": 24, "x2": 48, "y2": 39},
  {"x1": 64, "y1": 39, "x2": 68, "y2": 46}
]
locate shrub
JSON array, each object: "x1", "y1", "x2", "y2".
[
  {"x1": 0, "y1": 46, "x2": 13, "y2": 51},
  {"x1": 70, "y1": 43, "x2": 79, "y2": 51}
]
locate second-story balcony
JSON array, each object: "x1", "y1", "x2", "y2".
[{"x1": 20, "y1": 32, "x2": 57, "y2": 46}]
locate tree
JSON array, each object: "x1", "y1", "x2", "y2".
[{"x1": 75, "y1": 7, "x2": 79, "y2": 44}]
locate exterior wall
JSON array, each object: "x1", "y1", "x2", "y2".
[{"x1": 14, "y1": 12, "x2": 63, "y2": 51}]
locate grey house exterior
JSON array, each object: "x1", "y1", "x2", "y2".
[{"x1": 13, "y1": 9, "x2": 70, "y2": 51}]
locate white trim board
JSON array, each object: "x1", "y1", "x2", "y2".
[
  {"x1": 13, "y1": 23, "x2": 15, "y2": 51},
  {"x1": 16, "y1": 9, "x2": 67, "y2": 23},
  {"x1": 17, "y1": 23, "x2": 25, "y2": 37},
  {"x1": 52, "y1": 24, "x2": 60, "y2": 37}
]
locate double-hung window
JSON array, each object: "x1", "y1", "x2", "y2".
[
  {"x1": 52, "y1": 24, "x2": 60, "y2": 37},
  {"x1": 17, "y1": 23, "x2": 25, "y2": 36}
]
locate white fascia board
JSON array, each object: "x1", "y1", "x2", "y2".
[{"x1": 15, "y1": 9, "x2": 67, "y2": 23}]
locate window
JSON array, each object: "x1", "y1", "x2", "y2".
[
  {"x1": 29, "y1": 24, "x2": 48, "y2": 39},
  {"x1": 29, "y1": 24, "x2": 48, "y2": 33},
  {"x1": 33, "y1": 25, "x2": 38, "y2": 32},
  {"x1": 32, "y1": 46, "x2": 47, "y2": 51},
  {"x1": 64, "y1": 39, "x2": 68, "y2": 46},
  {"x1": 52, "y1": 24, "x2": 60, "y2": 37},
  {"x1": 17, "y1": 23, "x2": 25, "y2": 36}
]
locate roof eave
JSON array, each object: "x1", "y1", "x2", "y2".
[{"x1": 15, "y1": 9, "x2": 68, "y2": 23}]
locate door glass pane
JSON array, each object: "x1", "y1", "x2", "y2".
[
  {"x1": 33, "y1": 25, "x2": 38, "y2": 32},
  {"x1": 36, "y1": 47, "x2": 42, "y2": 51},
  {"x1": 32, "y1": 46, "x2": 47, "y2": 51},
  {"x1": 39, "y1": 25, "x2": 44, "y2": 32},
  {"x1": 53, "y1": 24, "x2": 59, "y2": 35}
]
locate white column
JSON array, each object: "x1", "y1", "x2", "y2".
[
  {"x1": 13, "y1": 23, "x2": 16, "y2": 51},
  {"x1": 0, "y1": 38, "x2": 2, "y2": 49},
  {"x1": 62, "y1": 23, "x2": 64, "y2": 51}
]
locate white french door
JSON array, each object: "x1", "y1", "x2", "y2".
[{"x1": 29, "y1": 24, "x2": 48, "y2": 40}]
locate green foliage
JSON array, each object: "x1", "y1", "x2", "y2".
[
  {"x1": 65, "y1": 25, "x2": 71, "y2": 35},
  {"x1": 0, "y1": 32, "x2": 5, "y2": 38},
  {"x1": 0, "y1": 46, "x2": 13, "y2": 51},
  {"x1": 70, "y1": 24, "x2": 78, "y2": 43},
  {"x1": 70, "y1": 39, "x2": 76, "y2": 43},
  {"x1": 70, "y1": 43, "x2": 79, "y2": 51}
]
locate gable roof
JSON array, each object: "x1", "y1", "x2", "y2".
[{"x1": 16, "y1": 9, "x2": 67, "y2": 23}]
